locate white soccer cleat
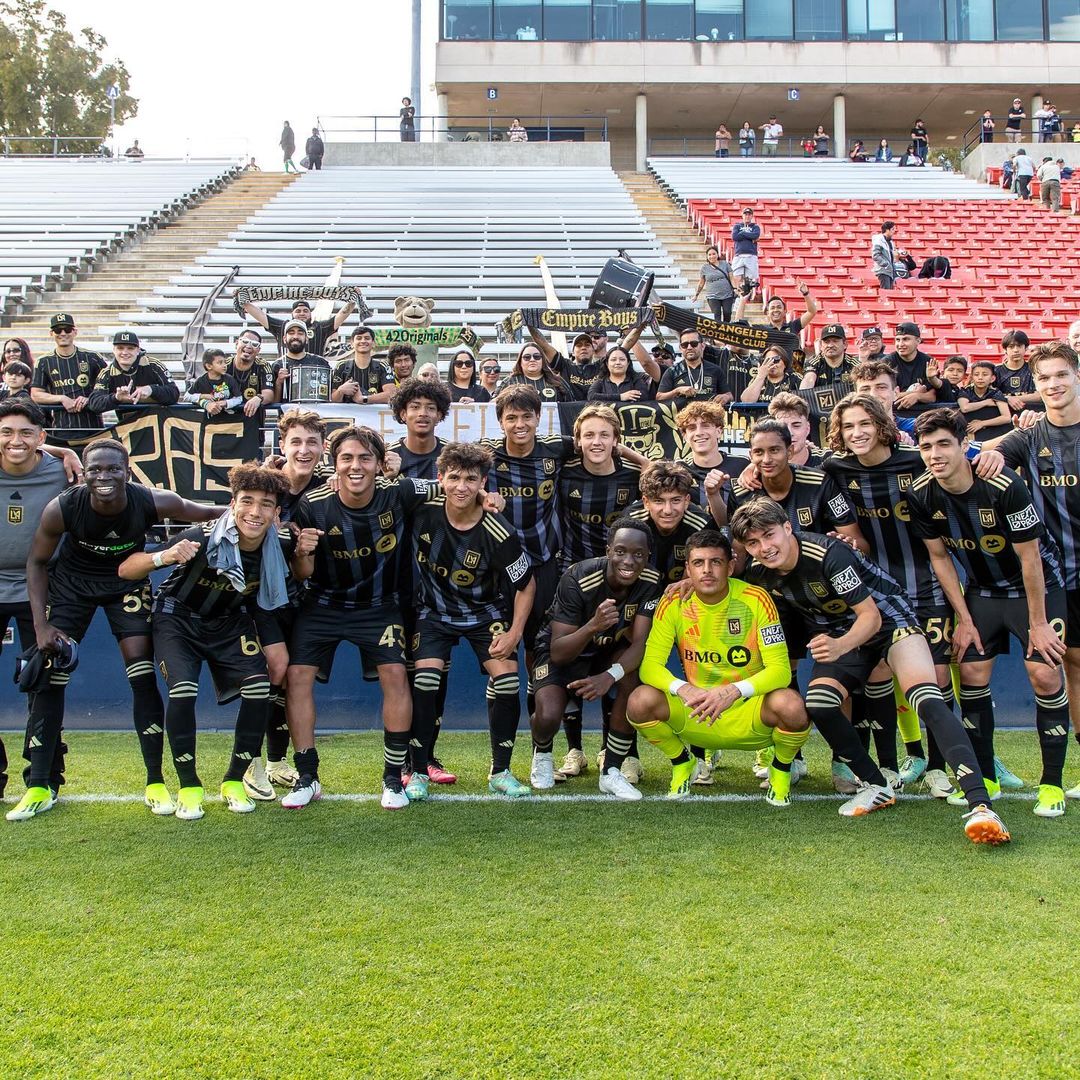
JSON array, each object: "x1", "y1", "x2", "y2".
[
  {"x1": 962, "y1": 804, "x2": 1011, "y2": 845},
  {"x1": 838, "y1": 782, "x2": 896, "y2": 818},
  {"x1": 530, "y1": 751, "x2": 556, "y2": 790},
  {"x1": 267, "y1": 759, "x2": 300, "y2": 787},
  {"x1": 380, "y1": 781, "x2": 409, "y2": 811},
  {"x1": 881, "y1": 767, "x2": 904, "y2": 794},
  {"x1": 242, "y1": 759, "x2": 276, "y2": 801},
  {"x1": 281, "y1": 775, "x2": 321, "y2": 809},
  {"x1": 924, "y1": 769, "x2": 956, "y2": 799},
  {"x1": 599, "y1": 766, "x2": 643, "y2": 801}
]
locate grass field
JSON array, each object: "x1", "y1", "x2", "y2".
[{"x1": 1, "y1": 728, "x2": 1076, "y2": 1079}]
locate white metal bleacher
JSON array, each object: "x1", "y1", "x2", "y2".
[
  {"x1": 647, "y1": 157, "x2": 1013, "y2": 202},
  {"x1": 0, "y1": 159, "x2": 240, "y2": 308},
  {"x1": 118, "y1": 166, "x2": 688, "y2": 366}
]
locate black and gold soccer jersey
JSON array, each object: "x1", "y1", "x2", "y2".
[
  {"x1": 535, "y1": 557, "x2": 662, "y2": 664},
  {"x1": 292, "y1": 477, "x2": 436, "y2": 609},
  {"x1": 994, "y1": 362, "x2": 1036, "y2": 398},
  {"x1": 226, "y1": 358, "x2": 273, "y2": 402},
  {"x1": 907, "y1": 466, "x2": 1064, "y2": 599},
  {"x1": 998, "y1": 417, "x2": 1080, "y2": 590},
  {"x1": 87, "y1": 356, "x2": 180, "y2": 414},
  {"x1": 683, "y1": 453, "x2": 750, "y2": 511},
  {"x1": 411, "y1": 500, "x2": 532, "y2": 627},
  {"x1": 387, "y1": 437, "x2": 446, "y2": 481},
  {"x1": 802, "y1": 352, "x2": 858, "y2": 391},
  {"x1": 481, "y1": 434, "x2": 576, "y2": 565},
  {"x1": 558, "y1": 456, "x2": 642, "y2": 567},
  {"x1": 824, "y1": 445, "x2": 943, "y2": 608},
  {"x1": 153, "y1": 523, "x2": 297, "y2": 618},
  {"x1": 331, "y1": 359, "x2": 392, "y2": 399},
  {"x1": 745, "y1": 531, "x2": 918, "y2": 638},
  {"x1": 729, "y1": 465, "x2": 857, "y2": 534},
  {"x1": 626, "y1": 500, "x2": 713, "y2": 583},
  {"x1": 32, "y1": 348, "x2": 107, "y2": 430}
]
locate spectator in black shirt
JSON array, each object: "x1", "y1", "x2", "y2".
[
  {"x1": 227, "y1": 328, "x2": 274, "y2": 416},
  {"x1": 857, "y1": 326, "x2": 886, "y2": 364},
  {"x1": 925, "y1": 356, "x2": 968, "y2": 405},
  {"x1": 956, "y1": 361, "x2": 1012, "y2": 440},
  {"x1": 87, "y1": 330, "x2": 180, "y2": 415},
  {"x1": 529, "y1": 330, "x2": 600, "y2": 401},
  {"x1": 499, "y1": 343, "x2": 574, "y2": 402},
  {"x1": 0, "y1": 361, "x2": 31, "y2": 401},
  {"x1": 587, "y1": 346, "x2": 653, "y2": 402},
  {"x1": 656, "y1": 329, "x2": 723, "y2": 410},
  {"x1": 30, "y1": 312, "x2": 107, "y2": 432},
  {"x1": 995, "y1": 329, "x2": 1040, "y2": 414},
  {"x1": 1006, "y1": 98, "x2": 1026, "y2": 143},
  {"x1": 331, "y1": 326, "x2": 394, "y2": 404},
  {"x1": 241, "y1": 294, "x2": 355, "y2": 358},
  {"x1": 305, "y1": 127, "x2": 324, "y2": 170},
  {"x1": 734, "y1": 280, "x2": 818, "y2": 335},
  {"x1": 445, "y1": 349, "x2": 490, "y2": 403},
  {"x1": 477, "y1": 357, "x2": 502, "y2": 397},
  {"x1": 741, "y1": 345, "x2": 801, "y2": 403},
  {"x1": 271, "y1": 320, "x2": 332, "y2": 404},
  {"x1": 188, "y1": 349, "x2": 243, "y2": 415},
  {"x1": 883, "y1": 321, "x2": 936, "y2": 408},
  {"x1": 388, "y1": 343, "x2": 417, "y2": 385}
]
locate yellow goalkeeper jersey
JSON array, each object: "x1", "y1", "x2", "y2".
[{"x1": 639, "y1": 577, "x2": 791, "y2": 696}]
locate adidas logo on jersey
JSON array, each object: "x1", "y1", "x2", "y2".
[
  {"x1": 104, "y1": 530, "x2": 119, "y2": 539},
  {"x1": 569, "y1": 489, "x2": 582, "y2": 498},
  {"x1": 420, "y1": 533, "x2": 431, "y2": 542},
  {"x1": 933, "y1": 511, "x2": 946, "y2": 519},
  {"x1": 1039, "y1": 446, "x2": 1053, "y2": 458},
  {"x1": 497, "y1": 462, "x2": 510, "y2": 471},
  {"x1": 848, "y1": 481, "x2": 859, "y2": 491},
  {"x1": 327, "y1": 526, "x2": 343, "y2": 536}
]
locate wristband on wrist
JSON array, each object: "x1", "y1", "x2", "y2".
[
  {"x1": 152, "y1": 551, "x2": 166, "y2": 569},
  {"x1": 734, "y1": 679, "x2": 755, "y2": 699},
  {"x1": 606, "y1": 663, "x2": 625, "y2": 683},
  {"x1": 669, "y1": 678, "x2": 687, "y2": 696}
]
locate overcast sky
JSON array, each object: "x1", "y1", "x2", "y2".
[{"x1": 49, "y1": 0, "x2": 418, "y2": 164}]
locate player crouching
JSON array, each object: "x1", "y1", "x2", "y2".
[
  {"x1": 118, "y1": 463, "x2": 314, "y2": 820},
  {"x1": 627, "y1": 529, "x2": 810, "y2": 805}
]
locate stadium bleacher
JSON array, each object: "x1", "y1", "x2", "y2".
[
  {"x1": 0, "y1": 159, "x2": 240, "y2": 314},
  {"x1": 647, "y1": 158, "x2": 1076, "y2": 363}
]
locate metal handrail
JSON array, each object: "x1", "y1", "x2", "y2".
[
  {"x1": 648, "y1": 134, "x2": 915, "y2": 158},
  {"x1": 1, "y1": 135, "x2": 110, "y2": 157},
  {"x1": 316, "y1": 114, "x2": 609, "y2": 143},
  {"x1": 958, "y1": 114, "x2": 1072, "y2": 157}
]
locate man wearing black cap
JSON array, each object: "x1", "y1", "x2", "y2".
[
  {"x1": 87, "y1": 331, "x2": 179, "y2": 415},
  {"x1": 30, "y1": 313, "x2": 107, "y2": 434},
  {"x1": 272, "y1": 319, "x2": 331, "y2": 404},
  {"x1": 857, "y1": 326, "x2": 886, "y2": 363},
  {"x1": 241, "y1": 294, "x2": 355, "y2": 358},
  {"x1": 884, "y1": 322, "x2": 937, "y2": 408},
  {"x1": 799, "y1": 323, "x2": 857, "y2": 391}
]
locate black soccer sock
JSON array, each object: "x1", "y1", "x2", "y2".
[
  {"x1": 1075, "y1": 730, "x2": 1080, "y2": 749},
  {"x1": 772, "y1": 756, "x2": 792, "y2": 772},
  {"x1": 604, "y1": 732, "x2": 634, "y2": 774},
  {"x1": 691, "y1": 745, "x2": 707, "y2": 761},
  {"x1": 909, "y1": 681, "x2": 990, "y2": 806},
  {"x1": 525, "y1": 676, "x2": 535, "y2": 721},
  {"x1": 225, "y1": 678, "x2": 271, "y2": 782},
  {"x1": 805, "y1": 684, "x2": 887, "y2": 787},
  {"x1": 127, "y1": 660, "x2": 165, "y2": 785},
  {"x1": 926, "y1": 725, "x2": 947, "y2": 772},
  {"x1": 383, "y1": 729, "x2": 409, "y2": 784},
  {"x1": 958, "y1": 683, "x2": 996, "y2": 782},
  {"x1": 0, "y1": 734, "x2": 6, "y2": 797},
  {"x1": 294, "y1": 745, "x2": 319, "y2": 781},
  {"x1": 164, "y1": 681, "x2": 201, "y2": 789},
  {"x1": 488, "y1": 673, "x2": 520, "y2": 774},
  {"x1": 1035, "y1": 683, "x2": 1070, "y2": 789},
  {"x1": 24, "y1": 679, "x2": 68, "y2": 789},
  {"x1": 429, "y1": 665, "x2": 450, "y2": 758},
  {"x1": 865, "y1": 679, "x2": 899, "y2": 771},
  {"x1": 266, "y1": 684, "x2": 290, "y2": 761},
  {"x1": 849, "y1": 691, "x2": 872, "y2": 752},
  {"x1": 49, "y1": 739, "x2": 68, "y2": 794},
  {"x1": 409, "y1": 668, "x2": 442, "y2": 775},
  {"x1": 533, "y1": 732, "x2": 555, "y2": 755},
  {"x1": 563, "y1": 702, "x2": 583, "y2": 753}
]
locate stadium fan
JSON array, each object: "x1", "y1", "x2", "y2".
[
  {"x1": 331, "y1": 326, "x2": 394, "y2": 404},
  {"x1": 799, "y1": 324, "x2": 858, "y2": 391},
  {"x1": 628, "y1": 528, "x2": 810, "y2": 805},
  {"x1": 272, "y1": 320, "x2": 331, "y2": 404},
  {"x1": 527, "y1": 330, "x2": 600, "y2": 401},
  {"x1": 115, "y1": 464, "x2": 312, "y2": 821},
  {"x1": 388, "y1": 343, "x2": 418, "y2": 385},
  {"x1": 587, "y1": 346, "x2": 654, "y2": 402},
  {"x1": 227, "y1": 329, "x2": 274, "y2": 416},
  {"x1": 995, "y1": 330, "x2": 1040, "y2": 415},
  {"x1": 446, "y1": 348, "x2": 490, "y2": 403},
  {"x1": 730, "y1": 206, "x2": 761, "y2": 294},
  {"x1": 477, "y1": 357, "x2": 502, "y2": 396},
  {"x1": 0, "y1": 362, "x2": 32, "y2": 401},
  {"x1": 499, "y1": 343, "x2": 574, "y2": 402},
  {"x1": 924, "y1": 356, "x2": 969, "y2": 405},
  {"x1": 733, "y1": 281, "x2": 817, "y2": 336},
  {"x1": 741, "y1": 344, "x2": 801, "y2": 403},
  {"x1": 188, "y1": 349, "x2": 243, "y2": 414},
  {"x1": 11, "y1": 440, "x2": 221, "y2": 822},
  {"x1": 87, "y1": 331, "x2": 179, "y2": 415},
  {"x1": 692, "y1": 245, "x2": 736, "y2": 323},
  {"x1": 242, "y1": 293, "x2": 355, "y2": 358},
  {"x1": 956, "y1": 361, "x2": 1013, "y2": 440},
  {"x1": 656, "y1": 328, "x2": 723, "y2": 409},
  {"x1": 2, "y1": 338, "x2": 33, "y2": 374},
  {"x1": 857, "y1": 326, "x2": 886, "y2": 363},
  {"x1": 732, "y1": 499, "x2": 1010, "y2": 844},
  {"x1": 30, "y1": 313, "x2": 106, "y2": 434}
]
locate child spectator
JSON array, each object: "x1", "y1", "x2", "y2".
[
  {"x1": 926, "y1": 356, "x2": 968, "y2": 405},
  {"x1": 957, "y1": 361, "x2": 1012, "y2": 440},
  {"x1": 188, "y1": 349, "x2": 242, "y2": 415},
  {"x1": 0, "y1": 360, "x2": 32, "y2": 401}
]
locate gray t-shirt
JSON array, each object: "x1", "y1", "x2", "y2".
[
  {"x1": 0, "y1": 452, "x2": 67, "y2": 604},
  {"x1": 701, "y1": 260, "x2": 734, "y2": 300}
]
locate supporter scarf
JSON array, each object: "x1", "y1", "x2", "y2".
[
  {"x1": 651, "y1": 303, "x2": 801, "y2": 352},
  {"x1": 233, "y1": 285, "x2": 373, "y2": 322},
  {"x1": 372, "y1": 326, "x2": 485, "y2": 351},
  {"x1": 498, "y1": 307, "x2": 651, "y2": 341}
]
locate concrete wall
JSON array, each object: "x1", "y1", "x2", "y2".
[
  {"x1": 324, "y1": 141, "x2": 611, "y2": 167},
  {"x1": 963, "y1": 141, "x2": 1080, "y2": 181}
]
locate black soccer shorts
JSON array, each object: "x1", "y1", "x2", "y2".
[
  {"x1": 288, "y1": 599, "x2": 406, "y2": 682},
  {"x1": 47, "y1": 571, "x2": 152, "y2": 642},
  {"x1": 810, "y1": 623, "x2": 925, "y2": 693},
  {"x1": 962, "y1": 589, "x2": 1067, "y2": 665},
  {"x1": 153, "y1": 610, "x2": 267, "y2": 704},
  {"x1": 411, "y1": 616, "x2": 507, "y2": 668}
]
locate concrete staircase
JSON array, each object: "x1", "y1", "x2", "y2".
[{"x1": 10, "y1": 171, "x2": 298, "y2": 359}]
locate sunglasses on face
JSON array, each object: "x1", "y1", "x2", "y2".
[
  {"x1": 681, "y1": 341, "x2": 701, "y2": 349},
  {"x1": 521, "y1": 353, "x2": 543, "y2": 360},
  {"x1": 482, "y1": 366, "x2": 501, "y2": 375},
  {"x1": 453, "y1": 359, "x2": 474, "y2": 367}
]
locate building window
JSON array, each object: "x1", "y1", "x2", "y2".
[
  {"x1": 1049, "y1": 0, "x2": 1080, "y2": 39},
  {"x1": 795, "y1": 0, "x2": 843, "y2": 38},
  {"x1": 594, "y1": 0, "x2": 643, "y2": 37},
  {"x1": 647, "y1": 0, "x2": 695, "y2": 38},
  {"x1": 443, "y1": 0, "x2": 493, "y2": 38},
  {"x1": 896, "y1": 0, "x2": 944, "y2": 39},
  {"x1": 543, "y1": 0, "x2": 593, "y2": 37},
  {"x1": 846, "y1": 0, "x2": 896, "y2": 38},
  {"x1": 745, "y1": 0, "x2": 793, "y2": 38},
  {"x1": 493, "y1": 0, "x2": 542, "y2": 38},
  {"x1": 695, "y1": 0, "x2": 744, "y2": 39},
  {"x1": 946, "y1": 0, "x2": 992, "y2": 39},
  {"x1": 995, "y1": 0, "x2": 1045, "y2": 38}
]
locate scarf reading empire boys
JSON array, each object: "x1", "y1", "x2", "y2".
[{"x1": 233, "y1": 285, "x2": 373, "y2": 322}]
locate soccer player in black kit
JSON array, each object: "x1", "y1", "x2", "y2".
[
  {"x1": 13, "y1": 441, "x2": 220, "y2": 821},
  {"x1": 404, "y1": 442, "x2": 535, "y2": 800},
  {"x1": 387, "y1": 378, "x2": 450, "y2": 481}
]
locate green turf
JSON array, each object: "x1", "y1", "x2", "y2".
[{"x1": 0, "y1": 729, "x2": 1076, "y2": 1079}]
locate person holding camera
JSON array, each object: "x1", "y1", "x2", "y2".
[{"x1": 730, "y1": 207, "x2": 761, "y2": 298}]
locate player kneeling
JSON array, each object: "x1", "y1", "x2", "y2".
[
  {"x1": 117, "y1": 463, "x2": 314, "y2": 820},
  {"x1": 529, "y1": 517, "x2": 662, "y2": 800},
  {"x1": 627, "y1": 529, "x2": 810, "y2": 805}
]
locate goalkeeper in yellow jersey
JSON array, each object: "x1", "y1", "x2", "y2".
[{"x1": 627, "y1": 528, "x2": 811, "y2": 804}]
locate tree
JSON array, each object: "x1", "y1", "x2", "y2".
[{"x1": 0, "y1": 0, "x2": 137, "y2": 153}]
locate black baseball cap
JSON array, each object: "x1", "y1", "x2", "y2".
[
  {"x1": 290, "y1": 298, "x2": 312, "y2": 311},
  {"x1": 742, "y1": 207, "x2": 754, "y2": 214},
  {"x1": 573, "y1": 333, "x2": 593, "y2": 347},
  {"x1": 50, "y1": 313, "x2": 75, "y2": 331},
  {"x1": 113, "y1": 330, "x2": 139, "y2": 346},
  {"x1": 821, "y1": 323, "x2": 846, "y2": 340},
  {"x1": 895, "y1": 321, "x2": 921, "y2": 338},
  {"x1": 861, "y1": 326, "x2": 883, "y2": 340}
]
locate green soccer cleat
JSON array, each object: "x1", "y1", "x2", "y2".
[
  {"x1": 948, "y1": 778, "x2": 1001, "y2": 807},
  {"x1": 994, "y1": 757, "x2": 1024, "y2": 791},
  {"x1": 175, "y1": 786, "x2": 205, "y2": 821},
  {"x1": 488, "y1": 770, "x2": 530, "y2": 799},
  {"x1": 765, "y1": 764, "x2": 792, "y2": 808},
  {"x1": 667, "y1": 757, "x2": 696, "y2": 801},
  {"x1": 6, "y1": 786, "x2": 56, "y2": 822},
  {"x1": 143, "y1": 783, "x2": 176, "y2": 816},
  {"x1": 220, "y1": 780, "x2": 256, "y2": 814},
  {"x1": 898, "y1": 755, "x2": 927, "y2": 785},
  {"x1": 831, "y1": 761, "x2": 859, "y2": 795},
  {"x1": 1033, "y1": 784, "x2": 1066, "y2": 819},
  {"x1": 405, "y1": 772, "x2": 430, "y2": 802}
]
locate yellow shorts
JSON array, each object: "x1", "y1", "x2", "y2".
[{"x1": 661, "y1": 691, "x2": 772, "y2": 752}]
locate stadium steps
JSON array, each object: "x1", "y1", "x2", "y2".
[{"x1": 11, "y1": 171, "x2": 298, "y2": 358}]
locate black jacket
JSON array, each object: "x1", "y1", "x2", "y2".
[{"x1": 87, "y1": 355, "x2": 180, "y2": 413}]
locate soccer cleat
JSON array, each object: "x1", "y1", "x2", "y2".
[
  {"x1": 924, "y1": 769, "x2": 956, "y2": 799},
  {"x1": 752, "y1": 747, "x2": 773, "y2": 780},
  {"x1": 994, "y1": 757, "x2": 1024, "y2": 791},
  {"x1": 175, "y1": 786, "x2": 205, "y2": 821},
  {"x1": 1033, "y1": 784, "x2": 1066, "y2": 818},
  {"x1": 596, "y1": 749, "x2": 606, "y2": 772},
  {"x1": 266, "y1": 759, "x2": 300, "y2": 788},
  {"x1": 426, "y1": 758, "x2": 457, "y2": 785},
  {"x1": 242, "y1": 759, "x2": 276, "y2": 802},
  {"x1": 405, "y1": 772, "x2": 429, "y2": 802},
  {"x1": 710, "y1": 748, "x2": 723, "y2": 767},
  {"x1": 962, "y1": 804, "x2": 1011, "y2": 845},
  {"x1": 554, "y1": 748, "x2": 588, "y2": 781},
  {"x1": 948, "y1": 778, "x2": 1001, "y2": 808},
  {"x1": 838, "y1": 782, "x2": 896, "y2": 817},
  {"x1": 6, "y1": 786, "x2": 56, "y2": 822},
  {"x1": 281, "y1": 775, "x2": 321, "y2": 810},
  {"x1": 381, "y1": 779, "x2": 409, "y2": 810},
  {"x1": 599, "y1": 766, "x2": 643, "y2": 801},
  {"x1": 530, "y1": 751, "x2": 556, "y2": 790},
  {"x1": 691, "y1": 757, "x2": 715, "y2": 786},
  {"x1": 221, "y1": 780, "x2": 256, "y2": 814},
  {"x1": 488, "y1": 770, "x2": 531, "y2": 798},
  {"x1": 898, "y1": 755, "x2": 927, "y2": 786},
  {"x1": 1066, "y1": 781, "x2": 1080, "y2": 801},
  {"x1": 667, "y1": 758, "x2": 696, "y2": 801},
  {"x1": 621, "y1": 756, "x2": 643, "y2": 785},
  {"x1": 831, "y1": 761, "x2": 860, "y2": 795},
  {"x1": 881, "y1": 767, "x2": 904, "y2": 794},
  {"x1": 765, "y1": 765, "x2": 792, "y2": 808},
  {"x1": 791, "y1": 757, "x2": 808, "y2": 785},
  {"x1": 144, "y1": 782, "x2": 177, "y2": 816}
]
